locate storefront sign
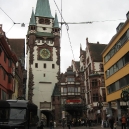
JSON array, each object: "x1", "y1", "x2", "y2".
[{"x1": 66, "y1": 99, "x2": 81, "y2": 103}]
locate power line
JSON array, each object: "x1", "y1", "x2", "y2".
[
  {"x1": 59, "y1": 19, "x2": 125, "y2": 25},
  {"x1": 0, "y1": 7, "x2": 21, "y2": 25},
  {"x1": 0, "y1": 7, "x2": 25, "y2": 34},
  {"x1": 53, "y1": 0, "x2": 75, "y2": 61}
]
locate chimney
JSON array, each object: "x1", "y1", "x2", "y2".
[
  {"x1": 116, "y1": 22, "x2": 124, "y2": 33},
  {"x1": 0, "y1": 24, "x2": 2, "y2": 33},
  {"x1": 126, "y1": 11, "x2": 129, "y2": 19},
  {"x1": 86, "y1": 38, "x2": 88, "y2": 43}
]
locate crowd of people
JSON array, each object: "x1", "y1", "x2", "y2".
[
  {"x1": 103, "y1": 114, "x2": 129, "y2": 129},
  {"x1": 38, "y1": 113, "x2": 129, "y2": 129}
]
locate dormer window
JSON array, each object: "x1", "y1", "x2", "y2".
[
  {"x1": 29, "y1": 26, "x2": 35, "y2": 30},
  {"x1": 39, "y1": 18, "x2": 44, "y2": 24}
]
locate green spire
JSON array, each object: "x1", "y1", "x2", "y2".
[
  {"x1": 35, "y1": 0, "x2": 53, "y2": 18},
  {"x1": 29, "y1": 8, "x2": 36, "y2": 25},
  {"x1": 54, "y1": 12, "x2": 59, "y2": 28}
]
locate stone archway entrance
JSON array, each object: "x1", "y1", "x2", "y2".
[{"x1": 41, "y1": 110, "x2": 53, "y2": 127}]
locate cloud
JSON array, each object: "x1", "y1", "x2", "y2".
[{"x1": 0, "y1": 0, "x2": 129, "y2": 73}]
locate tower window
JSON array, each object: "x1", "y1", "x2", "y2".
[
  {"x1": 39, "y1": 18, "x2": 50, "y2": 25},
  {"x1": 43, "y1": 27, "x2": 46, "y2": 30},
  {"x1": 52, "y1": 64, "x2": 55, "y2": 69},
  {"x1": 43, "y1": 74, "x2": 46, "y2": 77},
  {"x1": 29, "y1": 26, "x2": 35, "y2": 30},
  {"x1": 35, "y1": 63, "x2": 38, "y2": 68},
  {"x1": 44, "y1": 63, "x2": 46, "y2": 68},
  {"x1": 39, "y1": 18, "x2": 44, "y2": 24}
]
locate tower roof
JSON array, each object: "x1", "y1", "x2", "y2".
[
  {"x1": 29, "y1": 8, "x2": 36, "y2": 25},
  {"x1": 35, "y1": 0, "x2": 53, "y2": 18},
  {"x1": 54, "y1": 12, "x2": 59, "y2": 28}
]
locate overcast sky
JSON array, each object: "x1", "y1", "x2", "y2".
[{"x1": 1, "y1": 0, "x2": 129, "y2": 73}]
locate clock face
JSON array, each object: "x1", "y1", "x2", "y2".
[{"x1": 40, "y1": 48, "x2": 50, "y2": 59}]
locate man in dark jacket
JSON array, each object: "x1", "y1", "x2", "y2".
[
  {"x1": 40, "y1": 120, "x2": 44, "y2": 129},
  {"x1": 49, "y1": 120, "x2": 53, "y2": 129},
  {"x1": 109, "y1": 116, "x2": 115, "y2": 129},
  {"x1": 67, "y1": 120, "x2": 71, "y2": 129}
]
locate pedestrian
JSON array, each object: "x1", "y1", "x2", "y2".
[
  {"x1": 49, "y1": 120, "x2": 53, "y2": 129},
  {"x1": 40, "y1": 120, "x2": 44, "y2": 129},
  {"x1": 127, "y1": 114, "x2": 129, "y2": 129},
  {"x1": 67, "y1": 120, "x2": 71, "y2": 129},
  {"x1": 109, "y1": 116, "x2": 114, "y2": 129},
  {"x1": 62, "y1": 118, "x2": 65, "y2": 129},
  {"x1": 88, "y1": 119, "x2": 92, "y2": 127},
  {"x1": 113, "y1": 122, "x2": 117, "y2": 129},
  {"x1": 54, "y1": 121, "x2": 56, "y2": 128},
  {"x1": 85, "y1": 117, "x2": 88, "y2": 127},
  {"x1": 120, "y1": 114, "x2": 127, "y2": 129}
]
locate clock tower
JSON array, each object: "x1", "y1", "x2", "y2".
[{"x1": 26, "y1": 0, "x2": 60, "y2": 121}]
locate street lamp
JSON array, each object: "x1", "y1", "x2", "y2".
[
  {"x1": 82, "y1": 104, "x2": 88, "y2": 120},
  {"x1": 121, "y1": 90, "x2": 129, "y2": 114},
  {"x1": 97, "y1": 101, "x2": 104, "y2": 126}
]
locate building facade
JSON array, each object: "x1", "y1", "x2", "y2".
[
  {"x1": 8, "y1": 38, "x2": 26, "y2": 99},
  {"x1": 102, "y1": 11, "x2": 129, "y2": 120},
  {"x1": 26, "y1": 0, "x2": 60, "y2": 125},
  {"x1": 83, "y1": 38, "x2": 107, "y2": 122},
  {"x1": 59, "y1": 66, "x2": 85, "y2": 126},
  {"x1": 0, "y1": 24, "x2": 17, "y2": 100}
]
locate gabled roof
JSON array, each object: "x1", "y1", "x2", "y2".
[
  {"x1": 52, "y1": 83, "x2": 60, "y2": 96},
  {"x1": 80, "y1": 44, "x2": 86, "y2": 58},
  {"x1": 54, "y1": 12, "x2": 59, "y2": 28},
  {"x1": 29, "y1": 8, "x2": 36, "y2": 25},
  {"x1": 88, "y1": 42, "x2": 107, "y2": 62},
  {"x1": 65, "y1": 66, "x2": 76, "y2": 76},
  {"x1": 35, "y1": 0, "x2": 53, "y2": 18}
]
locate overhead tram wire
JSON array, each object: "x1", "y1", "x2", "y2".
[
  {"x1": 59, "y1": 19, "x2": 125, "y2": 25},
  {"x1": 53, "y1": 0, "x2": 75, "y2": 61},
  {"x1": 0, "y1": 7, "x2": 23, "y2": 34}
]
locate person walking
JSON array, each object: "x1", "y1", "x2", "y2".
[
  {"x1": 49, "y1": 120, "x2": 53, "y2": 129},
  {"x1": 113, "y1": 122, "x2": 117, "y2": 129},
  {"x1": 109, "y1": 116, "x2": 114, "y2": 129},
  {"x1": 54, "y1": 121, "x2": 56, "y2": 128},
  {"x1": 67, "y1": 120, "x2": 71, "y2": 129},
  {"x1": 85, "y1": 117, "x2": 88, "y2": 127},
  {"x1": 40, "y1": 120, "x2": 44, "y2": 129},
  {"x1": 120, "y1": 114, "x2": 127, "y2": 129},
  {"x1": 127, "y1": 114, "x2": 129, "y2": 129}
]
